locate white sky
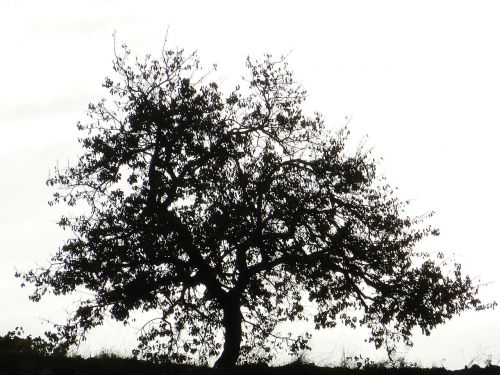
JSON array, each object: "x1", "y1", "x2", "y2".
[{"x1": 1, "y1": 0, "x2": 499, "y2": 369}]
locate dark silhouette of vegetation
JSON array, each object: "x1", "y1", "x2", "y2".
[
  {"x1": 18, "y1": 40, "x2": 493, "y2": 367},
  {"x1": 1, "y1": 334, "x2": 500, "y2": 375},
  {"x1": 0, "y1": 327, "x2": 66, "y2": 357}
]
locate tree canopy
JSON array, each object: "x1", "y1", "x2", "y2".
[{"x1": 19, "y1": 42, "x2": 491, "y2": 367}]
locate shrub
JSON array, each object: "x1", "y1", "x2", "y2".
[{"x1": 0, "y1": 327, "x2": 67, "y2": 357}]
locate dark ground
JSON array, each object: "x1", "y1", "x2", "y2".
[{"x1": 1, "y1": 352, "x2": 500, "y2": 375}]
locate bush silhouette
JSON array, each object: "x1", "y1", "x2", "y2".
[{"x1": 0, "y1": 327, "x2": 65, "y2": 357}]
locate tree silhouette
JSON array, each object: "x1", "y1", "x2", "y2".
[{"x1": 19, "y1": 42, "x2": 491, "y2": 367}]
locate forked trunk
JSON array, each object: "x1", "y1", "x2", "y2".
[{"x1": 213, "y1": 300, "x2": 242, "y2": 368}]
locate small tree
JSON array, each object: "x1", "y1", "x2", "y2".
[{"x1": 20, "y1": 42, "x2": 492, "y2": 367}]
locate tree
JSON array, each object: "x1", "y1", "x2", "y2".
[{"x1": 20, "y1": 42, "x2": 492, "y2": 368}]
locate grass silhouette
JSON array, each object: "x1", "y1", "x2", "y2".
[
  {"x1": 2, "y1": 343, "x2": 500, "y2": 375},
  {"x1": 2, "y1": 328, "x2": 499, "y2": 374}
]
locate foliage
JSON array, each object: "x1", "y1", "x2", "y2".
[
  {"x1": 0, "y1": 327, "x2": 67, "y2": 357},
  {"x1": 18, "y1": 40, "x2": 493, "y2": 367}
]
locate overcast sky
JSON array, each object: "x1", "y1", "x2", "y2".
[{"x1": 1, "y1": 0, "x2": 499, "y2": 369}]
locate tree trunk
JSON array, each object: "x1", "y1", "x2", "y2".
[{"x1": 213, "y1": 299, "x2": 242, "y2": 368}]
